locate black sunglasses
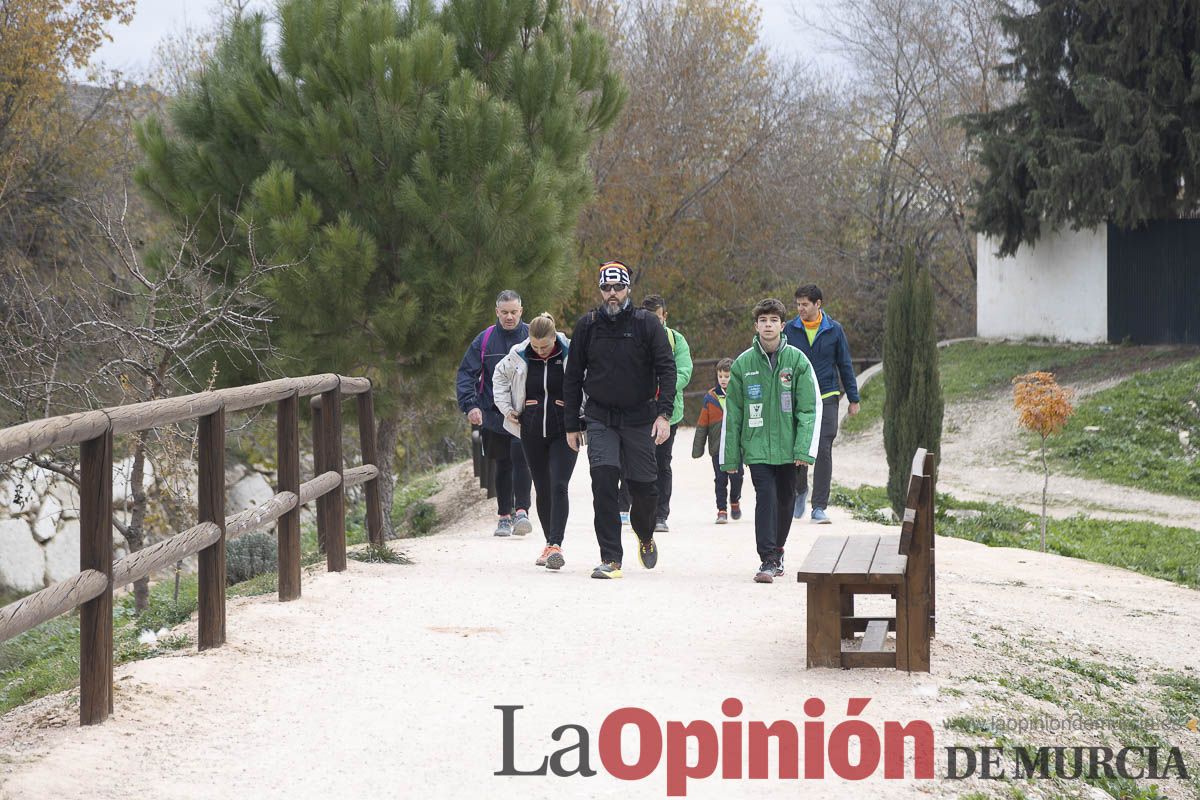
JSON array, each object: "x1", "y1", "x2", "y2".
[{"x1": 599, "y1": 284, "x2": 626, "y2": 293}]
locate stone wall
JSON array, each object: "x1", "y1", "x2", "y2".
[{"x1": 0, "y1": 459, "x2": 278, "y2": 595}]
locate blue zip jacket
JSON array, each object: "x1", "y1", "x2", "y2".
[
  {"x1": 455, "y1": 320, "x2": 531, "y2": 434},
  {"x1": 782, "y1": 312, "x2": 860, "y2": 403}
]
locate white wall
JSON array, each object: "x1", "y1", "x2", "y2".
[{"x1": 976, "y1": 227, "x2": 1108, "y2": 343}]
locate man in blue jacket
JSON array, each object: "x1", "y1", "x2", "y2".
[
  {"x1": 782, "y1": 284, "x2": 860, "y2": 523},
  {"x1": 456, "y1": 290, "x2": 533, "y2": 536}
]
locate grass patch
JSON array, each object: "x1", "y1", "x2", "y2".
[
  {"x1": 0, "y1": 576, "x2": 201, "y2": 716},
  {"x1": 831, "y1": 483, "x2": 1200, "y2": 588},
  {"x1": 0, "y1": 471, "x2": 441, "y2": 716},
  {"x1": 349, "y1": 543, "x2": 412, "y2": 564},
  {"x1": 392, "y1": 474, "x2": 440, "y2": 535},
  {"x1": 1049, "y1": 657, "x2": 1137, "y2": 689},
  {"x1": 1154, "y1": 672, "x2": 1200, "y2": 719},
  {"x1": 944, "y1": 714, "x2": 998, "y2": 736},
  {"x1": 843, "y1": 341, "x2": 1117, "y2": 435},
  {"x1": 829, "y1": 483, "x2": 895, "y2": 523},
  {"x1": 1046, "y1": 357, "x2": 1200, "y2": 501},
  {"x1": 997, "y1": 675, "x2": 1061, "y2": 704}
]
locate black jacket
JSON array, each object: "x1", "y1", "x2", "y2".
[
  {"x1": 454, "y1": 321, "x2": 531, "y2": 434},
  {"x1": 563, "y1": 304, "x2": 676, "y2": 430}
]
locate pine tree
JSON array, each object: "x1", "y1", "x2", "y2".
[
  {"x1": 883, "y1": 249, "x2": 943, "y2": 515},
  {"x1": 135, "y1": 0, "x2": 625, "y2": 533},
  {"x1": 966, "y1": 0, "x2": 1200, "y2": 256}
]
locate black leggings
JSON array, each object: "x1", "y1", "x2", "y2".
[
  {"x1": 521, "y1": 430, "x2": 578, "y2": 545},
  {"x1": 484, "y1": 428, "x2": 532, "y2": 516}
]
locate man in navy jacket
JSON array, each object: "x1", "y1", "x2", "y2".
[
  {"x1": 782, "y1": 284, "x2": 860, "y2": 523},
  {"x1": 456, "y1": 290, "x2": 533, "y2": 536}
]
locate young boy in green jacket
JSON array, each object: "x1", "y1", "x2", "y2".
[{"x1": 721, "y1": 298, "x2": 820, "y2": 583}]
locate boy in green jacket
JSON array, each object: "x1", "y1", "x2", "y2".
[{"x1": 721, "y1": 298, "x2": 820, "y2": 583}]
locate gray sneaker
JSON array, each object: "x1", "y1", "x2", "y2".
[
  {"x1": 512, "y1": 509, "x2": 532, "y2": 535},
  {"x1": 494, "y1": 517, "x2": 513, "y2": 537},
  {"x1": 811, "y1": 507, "x2": 832, "y2": 524},
  {"x1": 793, "y1": 488, "x2": 810, "y2": 519},
  {"x1": 654, "y1": 518, "x2": 669, "y2": 533},
  {"x1": 754, "y1": 562, "x2": 775, "y2": 583}
]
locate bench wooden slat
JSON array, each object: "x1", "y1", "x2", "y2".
[
  {"x1": 842, "y1": 650, "x2": 894, "y2": 669},
  {"x1": 833, "y1": 535, "x2": 879, "y2": 575},
  {"x1": 842, "y1": 616, "x2": 897, "y2": 633},
  {"x1": 899, "y1": 447, "x2": 928, "y2": 554},
  {"x1": 796, "y1": 535, "x2": 848, "y2": 579},
  {"x1": 861, "y1": 619, "x2": 889, "y2": 652},
  {"x1": 869, "y1": 535, "x2": 908, "y2": 577}
]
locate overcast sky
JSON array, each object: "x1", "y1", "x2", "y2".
[{"x1": 86, "y1": 0, "x2": 838, "y2": 81}]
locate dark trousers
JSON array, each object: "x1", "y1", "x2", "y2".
[
  {"x1": 484, "y1": 428, "x2": 532, "y2": 516},
  {"x1": 521, "y1": 430, "x2": 577, "y2": 545},
  {"x1": 585, "y1": 417, "x2": 657, "y2": 565},
  {"x1": 749, "y1": 463, "x2": 797, "y2": 562},
  {"x1": 712, "y1": 453, "x2": 743, "y2": 510},
  {"x1": 616, "y1": 423, "x2": 677, "y2": 520},
  {"x1": 795, "y1": 396, "x2": 841, "y2": 509}
]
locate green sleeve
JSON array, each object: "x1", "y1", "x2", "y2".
[
  {"x1": 674, "y1": 331, "x2": 693, "y2": 391},
  {"x1": 721, "y1": 363, "x2": 744, "y2": 470},
  {"x1": 792, "y1": 352, "x2": 819, "y2": 464}
]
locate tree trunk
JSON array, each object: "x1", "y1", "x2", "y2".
[
  {"x1": 375, "y1": 413, "x2": 401, "y2": 539},
  {"x1": 1040, "y1": 435, "x2": 1049, "y2": 553},
  {"x1": 128, "y1": 438, "x2": 150, "y2": 612}
]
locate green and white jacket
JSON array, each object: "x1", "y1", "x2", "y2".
[{"x1": 720, "y1": 336, "x2": 820, "y2": 469}]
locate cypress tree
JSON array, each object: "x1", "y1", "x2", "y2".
[
  {"x1": 135, "y1": 0, "x2": 625, "y2": 533},
  {"x1": 883, "y1": 249, "x2": 943, "y2": 515},
  {"x1": 966, "y1": 0, "x2": 1200, "y2": 256}
]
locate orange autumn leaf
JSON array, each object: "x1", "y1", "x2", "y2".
[{"x1": 1012, "y1": 371, "x2": 1074, "y2": 438}]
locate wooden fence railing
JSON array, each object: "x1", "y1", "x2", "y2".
[{"x1": 0, "y1": 374, "x2": 384, "y2": 726}]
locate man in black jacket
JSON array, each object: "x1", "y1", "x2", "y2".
[
  {"x1": 455, "y1": 290, "x2": 533, "y2": 537},
  {"x1": 564, "y1": 261, "x2": 676, "y2": 579}
]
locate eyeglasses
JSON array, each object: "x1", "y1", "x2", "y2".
[{"x1": 599, "y1": 284, "x2": 626, "y2": 294}]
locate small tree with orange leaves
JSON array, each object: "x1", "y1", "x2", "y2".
[{"x1": 1012, "y1": 371, "x2": 1075, "y2": 552}]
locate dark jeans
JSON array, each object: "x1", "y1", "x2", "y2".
[
  {"x1": 749, "y1": 463, "x2": 797, "y2": 563},
  {"x1": 712, "y1": 453, "x2": 743, "y2": 510},
  {"x1": 521, "y1": 430, "x2": 577, "y2": 545},
  {"x1": 616, "y1": 423, "x2": 677, "y2": 520},
  {"x1": 483, "y1": 427, "x2": 532, "y2": 516},
  {"x1": 585, "y1": 417, "x2": 657, "y2": 565},
  {"x1": 795, "y1": 396, "x2": 841, "y2": 509}
]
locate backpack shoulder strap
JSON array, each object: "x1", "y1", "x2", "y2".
[{"x1": 477, "y1": 324, "x2": 497, "y2": 392}]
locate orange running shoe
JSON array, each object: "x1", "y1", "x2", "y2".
[
  {"x1": 545, "y1": 545, "x2": 565, "y2": 570},
  {"x1": 535, "y1": 545, "x2": 553, "y2": 566}
]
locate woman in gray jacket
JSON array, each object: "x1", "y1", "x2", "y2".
[{"x1": 493, "y1": 313, "x2": 577, "y2": 570}]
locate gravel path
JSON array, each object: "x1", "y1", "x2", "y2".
[
  {"x1": 2, "y1": 445, "x2": 1199, "y2": 799},
  {"x1": 836, "y1": 385, "x2": 1200, "y2": 530}
]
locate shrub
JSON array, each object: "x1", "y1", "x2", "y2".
[{"x1": 225, "y1": 531, "x2": 278, "y2": 585}]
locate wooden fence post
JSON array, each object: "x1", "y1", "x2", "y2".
[
  {"x1": 318, "y1": 380, "x2": 346, "y2": 571},
  {"x1": 277, "y1": 391, "x2": 301, "y2": 601},
  {"x1": 925, "y1": 451, "x2": 937, "y2": 639},
  {"x1": 357, "y1": 385, "x2": 384, "y2": 547},
  {"x1": 312, "y1": 402, "x2": 326, "y2": 554},
  {"x1": 79, "y1": 424, "x2": 113, "y2": 725},
  {"x1": 197, "y1": 406, "x2": 227, "y2": 650}
]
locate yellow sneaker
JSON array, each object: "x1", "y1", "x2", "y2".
[{"x1": 591, "y1": 561, "x2": 622, "y2": 579}]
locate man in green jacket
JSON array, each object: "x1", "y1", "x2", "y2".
[
  {"x1": 721, "y1": 298, "x2": 820, "y2": 583},
  {"x1": 617, "y1": 294, "x2": 693, "y2": 532},
  {"x1": 645, "y1": 294, "x2": 692, "y2": 531}
]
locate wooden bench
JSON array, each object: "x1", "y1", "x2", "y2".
[{"x1": 796, "y1": 448, "x2": 936, "y2": 671}]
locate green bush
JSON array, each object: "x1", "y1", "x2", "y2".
[
  {"x1": 405, "y1": 501, "x2": 437, "y2": 536},
  {"x1": 225, "y1": 532, "x2": 278, "y2": 585}
]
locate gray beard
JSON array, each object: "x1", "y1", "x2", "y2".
[{"x1": 602, "y1": 297, "x2": 631, "y2": 319}]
